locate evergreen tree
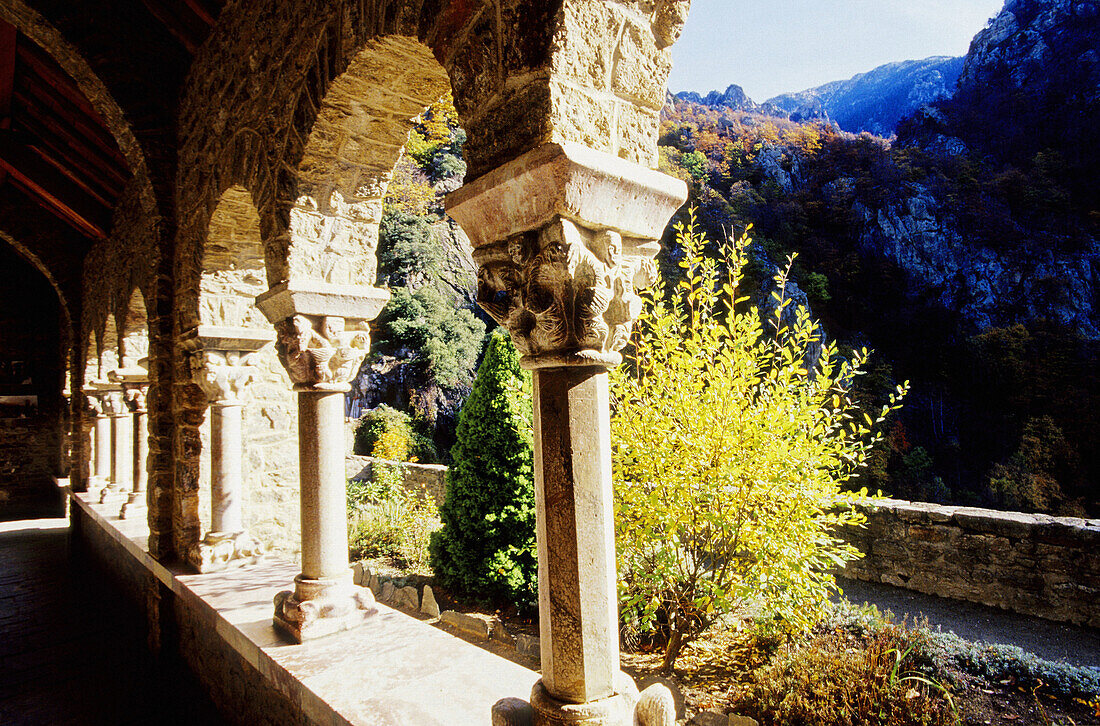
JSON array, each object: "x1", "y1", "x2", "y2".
[{"x1": 428, "y1": 328, "x2": 537, "y2": 607}]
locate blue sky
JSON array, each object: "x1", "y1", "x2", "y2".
[{"x1": 669, "y1": 0, "x2": 1006, "y2": 101}]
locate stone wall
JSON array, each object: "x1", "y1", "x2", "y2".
[
  {"x1": 841, "y1": 499, "x2": 1100, "y2": 628},
  {"x1": 346, "y1": 454, "x2": 448, "y2": 505}
]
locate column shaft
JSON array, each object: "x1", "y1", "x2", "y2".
[
  {"x1": 297, "y1": 388, "x2": 350, "y2": 582},
  {"x1": 210, "y1": 402, "x2": 244, "y2": 533},
  {"x1": 133, "y1": 410, "x2": 149, "y2": 493},
  {"x1": 94, "y1": 415, "x2": 112, "y2": 482},
  {"x1": 110, "y1": 414, "x2": 133, "y2": 491},
  {"x1": 533, "y1": 367, "x2": 619, "y2": 705}
]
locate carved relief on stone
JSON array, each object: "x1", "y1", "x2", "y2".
[
  {"x1": 191, "y1": 350, "x2": 257, "y2": 404},
  {"x1": 651, "y1": 0, "x2": 692, "y2": 49},
  {"x1": 273, "y1": 314, "x2": 369, "y2": 388},
  {"x1": 188, "y1": 531, "x2": 264, "y2": 573},
  {"x1": 84, "y1": 393, "x2": 105, "y2": 417},
  {"x1": 473, "y1": 217, "x2": 658, "y2": 366}
]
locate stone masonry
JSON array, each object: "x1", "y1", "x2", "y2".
[{"x1": 841, "y1": 499, "x2": 1100, "y2": 629}]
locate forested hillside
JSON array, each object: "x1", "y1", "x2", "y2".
[{"x1": 656, "y1": 0, "x2": 1100, "y2": 516}]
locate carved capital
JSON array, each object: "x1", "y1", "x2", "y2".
[
  {"x1": 125, "y1": 385, "x2": 149, "y2": 413},
  {"x1": 103, "y1": 389, "x2": 129, "y2": 416},
  {"x1": 84, "y1": 393, "x2": 105, "y2": 417},
  {"x1": 191, "y1": 351, "x2": 257, "y2": 405},
  {"x1": 273, "y1": 314, "x2": 369, "y2": 389},
  {"x1": 474, "y1": 218, "x2": 659, "y2": 367},
  {"x1": 448, "y1": 143, "x2": 686, "y2": 369}
]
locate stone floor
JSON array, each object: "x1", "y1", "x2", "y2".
[{"x1": 0, "y1": 517, "x2": 228, "y2": 726}]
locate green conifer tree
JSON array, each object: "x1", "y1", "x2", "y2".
[{"x1": 428, "y1": 328, "x2": 537, "y2": 606}]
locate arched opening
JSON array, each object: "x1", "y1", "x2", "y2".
[
  {"x1": 101, "y1": 313, "x2": 119, "y2": 377},
  {"x1": 120, "y1": 288, "x2": 149, "y2": 369},
  {"x1": 286, "y1": 37, "x2": 452, "y2": 289},
  {"x1": 192, "y1": 185, "x2": 298, "y2": 560},
  {"x1": 0, "y1": 243, "x2": 65, "y2": 518}
]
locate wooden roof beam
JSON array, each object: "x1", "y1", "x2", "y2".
[{"x1": 0, "y1": 130, "x2": 109, "y2": 240}]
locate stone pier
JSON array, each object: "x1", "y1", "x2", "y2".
[{"x1": 448, "y1": 142, "x2": 687, "y2": 725}]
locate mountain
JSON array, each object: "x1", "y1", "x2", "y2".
[
  {"x1": 765, "y1": 56, "x2": 965, "y2": 137},
  {"x1": 676, "y1": 84, "x2": 759, "y2": 112}
]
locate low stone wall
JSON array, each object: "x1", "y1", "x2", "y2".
[
  {"x1": 840, "y1": 499, "x2": 1100, "y2": 629},
  {"x1": 345, "y1": 455, "x2": 448, "y2": 505}
]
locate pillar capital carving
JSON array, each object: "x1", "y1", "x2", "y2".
[
  {"x1": 125, "y1": 385, "x2": 149, "y2": 413},
  {"x1": 191, "y1": 350, "x2": 257, "y2": 405},
  {"x1": 273, "y1": 314, "x2": 369, "y2": 390},
  {"x1": 102, "y1": 389, "x2": 130, "y2": 416},
  {"x1": 447, "y1": 142, "x2": 687, "y2": 369},
  {"x1": 84, "y1": 392, "x2": 106, "y2": 417}
]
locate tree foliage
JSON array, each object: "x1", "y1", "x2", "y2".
[
  {"x1": 374, "y1": 286, "x2": 485, "y2": 393},
  {"x1": 428, "y1": 329, "x2": 538, "y2": 607},
  {"x1": 611, "y1": 218, "x2": 906, "y2": 670}
]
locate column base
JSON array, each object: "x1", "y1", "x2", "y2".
[
  {"x1": 98, "y1": 484, "x2": 124, "y2": 504},
  {"x1": 118, "y1": 492, "x2": 145, "y2": 520},
  {"x1": 188, "y1": 531, "x2": 264, "y2": 573},
  {"x1": 529, "y1": 674, "x2": 639, "y2": 726},
  {"x1": 272, "y1": 575, "x2": 377, "y2": 642}
]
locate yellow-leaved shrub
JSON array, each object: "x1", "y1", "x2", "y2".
[{"x1": 611, "y1": 215, "x2": 906, "y2": 670}]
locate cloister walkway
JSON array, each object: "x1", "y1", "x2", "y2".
[{"x1": 0, "y1": 517, "x2": 227, "y2": 726}]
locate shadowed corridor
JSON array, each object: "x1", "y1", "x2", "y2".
[{"x1": 0, "y1": 516, "x2": 228, "y2": 726}]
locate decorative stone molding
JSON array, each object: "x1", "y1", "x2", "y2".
[
  {"x1": 447, "y1": 142, "x2": 686, "y2": 369},
  {"x1": 273, "y1": 575, "x2": 377, "y2": 642}
]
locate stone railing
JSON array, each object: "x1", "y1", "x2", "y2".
[
  {"x1": 840, "y1": 499, "x2": 1100, "y2": 628},
  {"x1": 345, "y1": 455, "x2": 447, "y2": 505}
]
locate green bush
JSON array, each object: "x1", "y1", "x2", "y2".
[
  {"x1": 428, "y1": 328, "x2": 537, "y2": 607},
  {"x1": 352, "y1": 405, "x2": 437, "y2": 463}
]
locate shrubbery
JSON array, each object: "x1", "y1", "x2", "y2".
[
  {"x1": 352, "y1": 405, "x2": 438, "y2": 464},
  {"x1": 428, "y1": 329, "x2": 538, "y2": 607},
  {"x1": 612, "y1": 217, "x2": 905, "y2": 670}
]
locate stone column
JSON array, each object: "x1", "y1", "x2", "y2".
[
  {"x1": 187, "y1": 350, "x2": 264, "y2": 572},
  {"x1": 101, "y1": 389, "x2": 133, "y2": 504},
  {"x1": 82, "y1": 392, "x2": 110, "y2": 497},
  {"x1": 256, "y1": 283, "x2": 388, "y2": 641},
  {"x1": 119, "y1": 383, "x2": 149, "y2": 520},
  {"x1": 447, "y1": 142, "x2": 686, "y2": 726}
]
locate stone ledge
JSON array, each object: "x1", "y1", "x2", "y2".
[{"x1": 68, "y1": 488, "x2": 538, "y2": 725}]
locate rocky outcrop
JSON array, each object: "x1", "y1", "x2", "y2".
[
  {"x1": 850, "y1": 182, "x2": 1100, "y2": 339},
  {"x1": 676, "y1": 84, "x2": 758, "y2": 112},
  {"x1": 766, "y1": 56, "x2": 965, "y2": 136},
  {"x1": 959, "y1": 0, "x2": 1100, "y2": 102}
]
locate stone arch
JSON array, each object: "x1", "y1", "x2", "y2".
[
  {"x1": 121, "y1": 288, "x2": 150, "y2": 369},
  {"x1": 197, "y1": 184, "x2": 270, "y2": 332},
  {"x1": 280, "y1": 37, "x2": 452, "y2": 291}
]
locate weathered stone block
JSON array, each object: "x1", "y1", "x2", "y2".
[{"x1": 440, "y1": 610, "x2": 491, "y2": 640}]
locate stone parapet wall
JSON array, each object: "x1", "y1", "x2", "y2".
[
  {"x1": 840, "y1": 499, "x2": 1100, "y2": 628},
  {"x1": 345, "y1": 455, "x2": 448, "y2": 505}
]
